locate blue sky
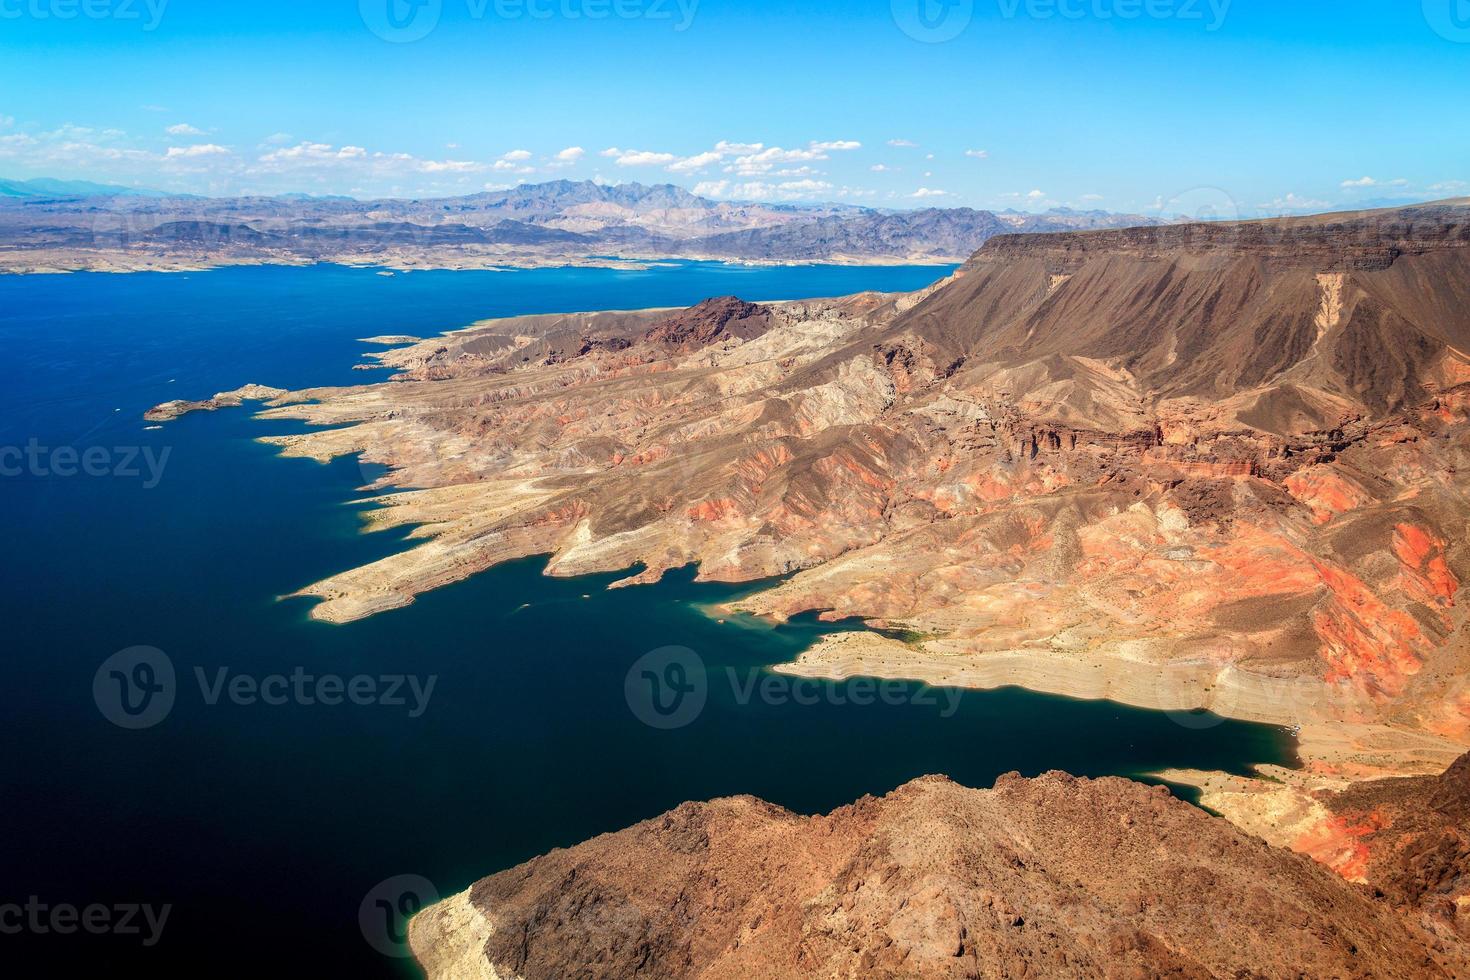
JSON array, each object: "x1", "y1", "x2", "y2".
[{"x1": 1, "y1": 0, "x2": 1466, "y2": 214}]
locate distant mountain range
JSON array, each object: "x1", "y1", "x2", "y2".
[
  {"x1": 0, "y1": 177, "x2": 174, "y2": 199},
  {"x1": 0, "y1": 178, "x2": 1166, "y2": 272}
]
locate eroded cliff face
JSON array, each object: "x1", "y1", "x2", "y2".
[
  {"x1": 153, "y1": 202, "x2": 1470, "y2": 770},
  {"x1": 408, "y1": 767, "x2": 1470, "y2": 980}
]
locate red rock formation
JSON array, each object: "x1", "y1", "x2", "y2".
[
  {"x1": 160, "y1": 204, "x2": 1470, "y2": 763},
  {"x1": 1312, "y1": 752, "x2": 1470, "y2": 952},
  {"x1": 643, "y1": 295, "x2": 773, "y2": 350}
]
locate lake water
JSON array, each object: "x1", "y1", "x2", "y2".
[{"x1": 0, "y1": 263, "x2": 1296, "y2": 977}]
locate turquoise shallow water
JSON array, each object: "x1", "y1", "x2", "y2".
[{"x1": 0, "y1": 263, "x2": 1295, "y2": 977}]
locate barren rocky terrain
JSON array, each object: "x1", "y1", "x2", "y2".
[
  {"x1": 146, "y1": 198, "x2": 1470, "y2": 977},
  {"x1": 409, "y1": 761, "x2": 1470, "y2": 979},
  {"x1": 154, "y1": 199, "x2": 1470, "y2": 774}
]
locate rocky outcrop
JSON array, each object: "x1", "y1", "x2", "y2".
[
  {"x1": 1318, "y1": 751, "x2": 1470, "y2": 946},
  {"x1": 409, "y1": 769, "x2": 1468, "y2": 979},
  {"x1": 151, "y1": 202, "x2": 1470, "y2": 777},
  {"x1": 642, "y1": 296, "x2": 772, "y2": 350},
  {"x1": 143, "y1": 383, "x2": 287, "y2": 421}
]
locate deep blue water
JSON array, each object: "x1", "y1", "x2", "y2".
[{"x1": 0, "y1": 263, "x2": 1295, "y2": 977}]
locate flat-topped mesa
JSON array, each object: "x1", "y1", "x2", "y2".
[
  {"x1": 642, "y1": 295, "x2": 773, "y2": 350},
  {"x1": 894, "y1": 201, "x2": 1470, "y2": 421},
  {"x1": 409, "y1": 768, "x2": 1470, "y2": 980},
  {"x1": 972, "y1": 199, "x2": 1470, "y2": 271}
]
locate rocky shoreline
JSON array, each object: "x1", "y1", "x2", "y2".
[{"x1": 144, "y1": 203, "x2": 1470, "y2": 974}]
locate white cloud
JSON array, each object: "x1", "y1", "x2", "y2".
[
  {"x1": 1257, "y1": 193, "x2": 1331, "y2": 212},
  {"x1": 489, "y1": 149, "x2": 535, "y2": 174},
  {"x1": 259, "y1": 142, "x2": 365, "y2": 163},
  {"x1": 910, "y1": 187, "x2": 949, "y2": 198},
  {"x1": 0, "y1": 115, "x2": 14, "y2": 130},
  {"x1": 1080, "y1": 193, "x2": 1104, "y2": 202},
  {"x1": 611, "y1": 149, "x2": 678, "y2": 167},
  {"x1": 589, "y1": 139, "x2": 859, "y2": 178},
  {"x1": 420, "y1": 159, "x2": 483, "y2": 173},
  {"x1": 777, "y1": 179, "x2": 832, "y2": 193},
  {"x1": 668, "y1": 150, "x2": 723, "y2": 173},
  {"x1": 1, "y1": 127, "x2": 541, "y2": 196},
  {"x1": 713, "y1": 140, "x2": 763, "y2": 154},
  {"x1": 870, "y1": 164, "x2": 892, "y2": 172},
  {"x1": 725, "y1": 141, "x2": 855, "y2": 175},
  {"x1": 694, "y1": 177, "x2": 835, "y2": 202},
  {"x1": 964, "y1": 148, "x2": 989, "y2": 159},
  {"x1": 165, "y1": 144, "x2": 230, "y2": 158},
  {"x1": 555, "y1": 146, "x2": 585, "y2": 162},
  {"x1": 888, "y1": 138, "x2": 917, "y2": 148},
  {"x1": 999, "y1": 189, "x2": 1058, "y2": 209},
  {"x1": 0, "y1": 132, "x2": 38, "y2": 155},
  {"x1": 1339, "y1": 176, "x2": 1407, "y2": 190},
  {"x1": 167, "y1": 123, "x2": 206, "y2": 136},
  {"x1": 1431, "y1": 180, "x2": 1467, "y2": 193}
]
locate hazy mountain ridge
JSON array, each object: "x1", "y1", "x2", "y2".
[
  {"x1": 0, "y1": 178, "x2": 1162, "y2": 271},
  {"x1": 0, "y1": 176, "x2": 173, "y2": 198}
]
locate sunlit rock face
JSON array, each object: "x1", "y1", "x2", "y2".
[
  {"x1": 408, "y1": 770, "x2": 1469, "y2": 980},
  {"x1": 155, "y1": 202, "x2": 1470, "y2": 768}
]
